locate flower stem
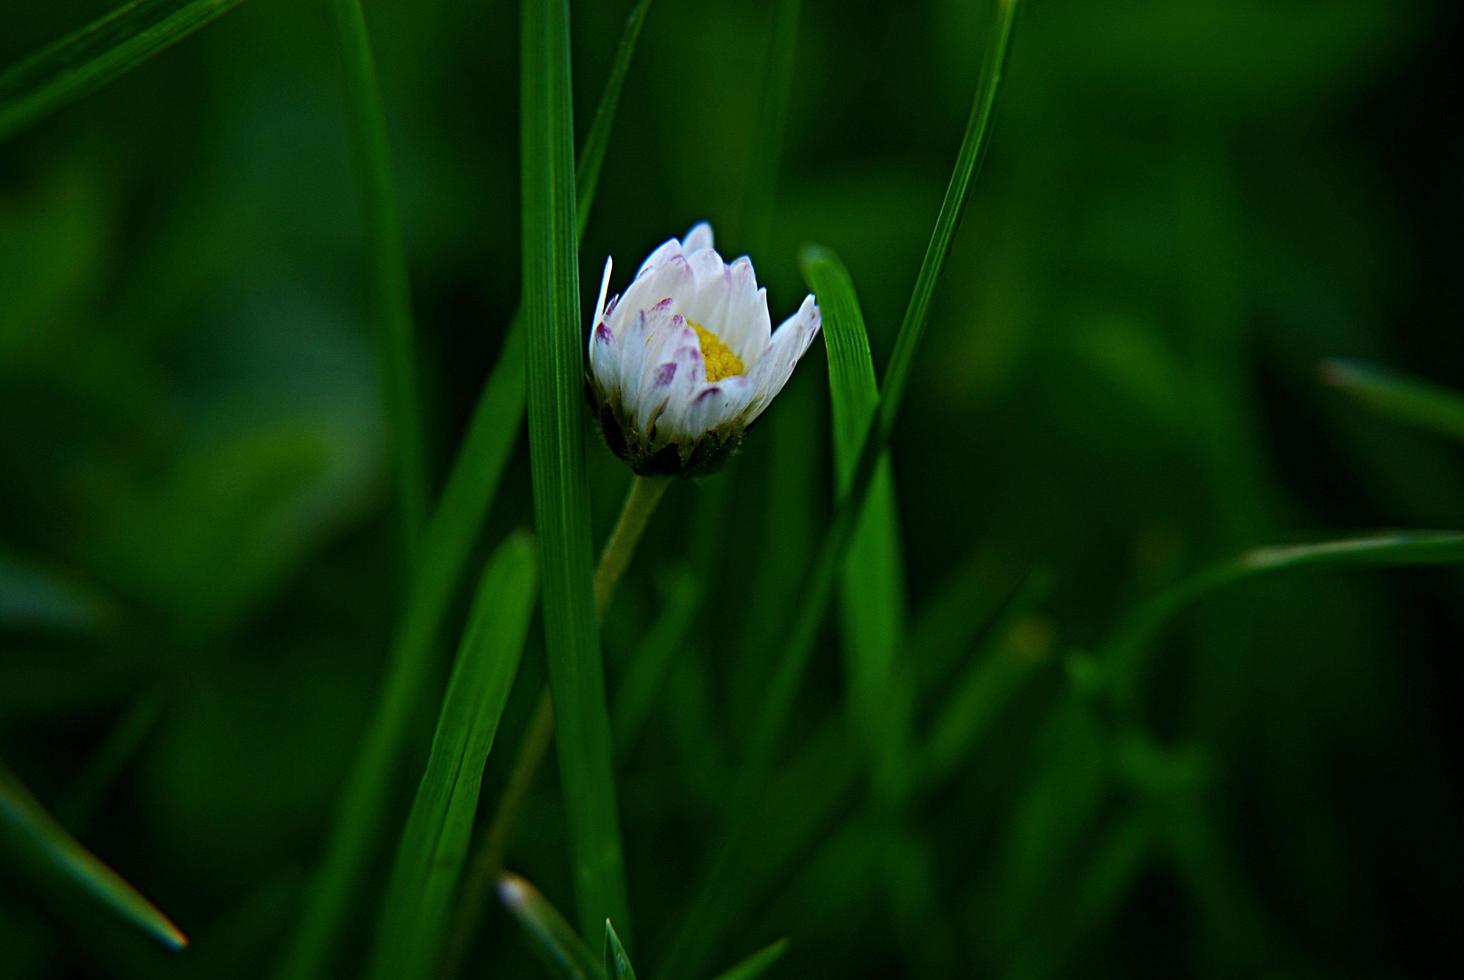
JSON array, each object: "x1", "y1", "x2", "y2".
[
  {"x1": 595, "y1": 475, "x2": 672, "y2": 617},
  {"x1": 439, "y1": 474, "x2": 671, "y2": 975}
]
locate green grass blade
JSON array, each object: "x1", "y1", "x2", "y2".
[
  {"x1": 0, "y1": 761, "x2": 187, "y2": 950},
  {"x1": 0, "y1": 0, "x2": 249, "y2": 143},
  {"x1": 499, "y1": 873, "x2": 603, "y2": 980},
  {"x1": 522, "y1": 0, "x2": 630, "y2": 944},
  {"x1": 604, "y1": 919, "x2": 638, "y2": 980},
  {"x1": 279, "y1": 0, "x2": 656, "y2": 968},
  {"x1": 575, "y1": 0, "x2": 654, "y2": 220},
  {"x1": 877, "y1": 0, "x2": 1019, "y2": 428},
  {"x1": 366, "y1": 533, "x2": 538, "y2": 980},
  {"x1": 1321, "y1": 358, "x2": 1464, "y2": 444},
  {"x1": 333, "y1": 0, "x2": 428, "y2": 554},
  {"x1": 741, "y1": 0, "x2": 804, "y2": 252},
  {"x1": 277, "y1": 328, "x2": 524, "y2": 980},
  {"x1": 1102, "y1": 530, "x2": 1464, "y2": 706},
  {"x1": 801, "y1": 244, "x2": 910, "y2": 802},
  {"x1": 710, "y1": 938, "x2": 790, "y2": 980},
  {"x1": 741, "y1": 0, "x2": 1020, "y2": 784}
]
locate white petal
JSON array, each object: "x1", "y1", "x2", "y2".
[
  {"x1": 676, "y1": 375, "x2": 753, "y2": 438},
  {"x1": 636, "y1": 236, "x2": 683, "y2": 278},
  {"x1": 593, "y1": 256, "x2": 613, "y2": 323},
  {"x1": 714, "y1": 258, "x2": 768, "y2": 365},
  {"x1": 685, "y1": 246, "x2": 725, "y2": 288},
  {"x1": 683, "y1": 258, "x2": 732, "y2": 333},
  {"x1": 743, "y1": 294, "x2": 821, "y2": 423},
  {"x1": 637, "y1": 323, "x2": 703, "y2": 436},
  {"x1": 620, "y1": 252, "x2": 695, "y2": 321},
  {"x1": 640, "y1": 299, "x2": 683, "y2": 379},
  {"x1": 681, "y1": 221, "x2": 714, "y2": 256},
  {"x1": 588, "y1": 317, "x2": 620, "y2": 396},
  {"x1": 625, "y1": 301, "x2": 678, "y2": 418}
]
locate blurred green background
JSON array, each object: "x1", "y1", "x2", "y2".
[{"x1": 3, "y1": 0, "x2": 1463, "y2": 977}]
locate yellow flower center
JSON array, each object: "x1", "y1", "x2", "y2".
[{"x1": 687, "y1": 319, "x2": 745, "y2": 382}]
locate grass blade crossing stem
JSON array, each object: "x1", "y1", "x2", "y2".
[
  {"x1": 522, "y1": 0, "x2": 630, "y2": 943},
  {"x1": 280, "y1": 3, "x2": 656, "y2": 972}
]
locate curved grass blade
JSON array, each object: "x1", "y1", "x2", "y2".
[
  {"x1": 1102, "y1": 530, "x2": 1464, "y2": 707},
  {"x1": 710, "y1": 939, "x2": 789, "y2": 980},
  {"x1": 0, "y1": 761, "x2": 187, "y2": 950},
  {"x1": 801, "y1": 244, "x2": 911, "y2": 803},
  {"x1": 0, "y1": 0, "x2": 249, "y2": 143},
  {"x1": 279, "y1": 1, "x2": 655, "y2": 970},
  {"x1": 604, "y1": 919, "x2": 638, "y2": 980},
  {"x1": 499, "y1": 873, "x2": 603, "y2": 980},
  {"x1": 1321, "y1": 358, "x2": 1464, "y2": 444},
  {"x1": 333, "y1": 0, "x2": 427, "y2": 554},
  {"x1": 366, "y1": 534, "x2": 538, "y2": 980},
  {"x1": 522, "y1": 0, "x2": 630, "y2": 943}
]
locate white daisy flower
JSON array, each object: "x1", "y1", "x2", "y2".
[{"x1": 585, "y1": 221, "x2": 822, "y2": 476}]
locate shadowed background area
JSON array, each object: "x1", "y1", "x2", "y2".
[{"x1": 2, "y1": 0, "x2": 1462, "y2": 977}]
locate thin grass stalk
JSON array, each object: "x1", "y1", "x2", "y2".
[
  {"x1": 333, "y1": 0, "x2": 428, "y2": 556},
  {"x1": 576, "y1": 0, "x2": 655, "y2": 217},
  {"x1": 742, "y1": 0, "x2": 1020, "y2": 785},
  {"x1": 740, "y1": 0, "x2": 804, "y2": 253}
]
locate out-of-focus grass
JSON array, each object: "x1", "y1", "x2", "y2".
[
  {"x1": 0, "y1": 0, "x2": 250, "y2": 141},
  {"x1": 3, "y1": 0, "x2": 1464, "y2": 978}
]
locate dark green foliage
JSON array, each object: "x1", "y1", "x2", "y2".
[
  {"x1": 0, "y1": 0, "x2": 250, "y2": 141},
  {"x1": 2, "y1": 0, "x2": 1462, "y2": 978}
]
